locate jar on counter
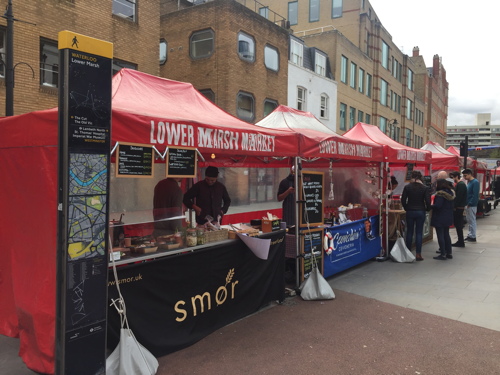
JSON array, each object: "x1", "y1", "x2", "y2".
[
  {"x1": 196, "y1": 227, "x2": 206, "y2": 245},
  {"x1": 186, "y1": 228, "x2": 197, "y2": 247}
]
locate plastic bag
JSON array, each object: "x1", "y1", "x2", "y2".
[
  {"x1": 390, "y1": 231, "x2": 415, "y2": 263},
  {"x1": 106, "y1": 328, "x2": 159, "y2": 375},
  {"x1": 299, "y1": 266, "x2": 335, "y2": 300}
]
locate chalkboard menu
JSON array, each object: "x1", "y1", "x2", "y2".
[
  {"x1": 166, "y1": 147, "x2": 197, "y2": 178},
  {"x1": 299, "y1": 171, "x2": 324, "y2": 227},
  {"x1": 116, "y1": 142, "x2": 154, "y2": 178},
  {"x1": 405, "y1": 163, "x2": 414, "y2": 181},
  {"x1": 300, "y1": 228, "x2": 324, "y2": 281}
]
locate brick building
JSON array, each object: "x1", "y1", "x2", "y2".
[
  {"x1": 249, "y1": 0, "x2": 448, "y2": 145},
  {"x1": 160, "y1": 0, "x2": 289, "y2": 123},
  {"x1": 0, "y1": 0, "x2": 161, "y2": 116}
]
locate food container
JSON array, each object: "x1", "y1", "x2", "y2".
[
  {"x1": 196, "y1": 227, "x2": 206, "y2": 245},
  {"x1": 262, "y1": 219, "x2": 281, "y2": 233},
  {"x1": 186, "y1": 228, "x2": 197, "y2": 247}
]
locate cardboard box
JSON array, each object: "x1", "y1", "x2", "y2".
[{"x1": 262, "y1": 219, "x2": 281, "y2": 233}]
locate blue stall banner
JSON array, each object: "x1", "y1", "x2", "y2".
[{"x1": 323, "y1": 216, "x2": 382, "y2": 278}]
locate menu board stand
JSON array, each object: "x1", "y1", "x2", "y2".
[
  {"x1": 299, "y1": 171, "x2": 324, "y2": 227},
  {"x1": 300, "y1": 228, "x2": 324, "y2": 282}
]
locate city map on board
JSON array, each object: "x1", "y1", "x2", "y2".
[{"x1": 67, "y1": 153, "x2": 108, "y2": 260}]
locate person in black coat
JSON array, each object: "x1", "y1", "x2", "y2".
[
  {"x1": 431, "y1": 179, "x2": 456, "y2": 260},
  {"x1": 401, "y1": 170, "x2": 431, "y2": 261}
]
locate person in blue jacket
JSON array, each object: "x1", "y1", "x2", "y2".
[
  {"x1": 432, "y1": 178, "x2": 456, "y2": 260},
  {"x1": 462, "y1": 168, "x2": 480, "y2": 242}
]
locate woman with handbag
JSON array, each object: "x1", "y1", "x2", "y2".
[
  {"x1": 401, "y1": 170, "x2": 431, "y2": 261},
  {"x1": 432, "y1": 179, "x2": 456, "y2": 260}
]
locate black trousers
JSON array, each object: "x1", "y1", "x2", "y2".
[{"x1": 453, "y1": 208, "x2": 465, "y2": 244}]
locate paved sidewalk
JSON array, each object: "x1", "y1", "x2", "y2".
[{"x1": 2, "y1": 207, "x2": 499, "y2": 374}]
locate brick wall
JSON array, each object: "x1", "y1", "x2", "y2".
[
  {"x1": 0, "y1": 0, "x2": 160, "y2": 116},
  {"x1": 160, "y1": 0, "x2": 289, "y2": 122}
]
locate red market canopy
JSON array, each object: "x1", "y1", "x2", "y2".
[
  {"x1": 111, "y1": 70, "x2": 299, "y2": 161},
  {"x1": 0, "y1": 70, "x2": 302, "y2": 373},
  {"x1": 420, "y1": 141, "x2": 460, "y2": 170},
  {"x1": 343, "y1": 122, "x2": 432, "y2": 164},
  {"x1": 256, "y1": 106, "x2": 384, "y2": 162}
]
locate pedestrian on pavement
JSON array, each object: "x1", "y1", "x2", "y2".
[
  {"x1": 432, "y1": 178, "x2": 456, "y2": 260},
  {"x1": 401, "y1": 170, "x2": 431, "y2": 261},
  {"x1": 450, "y1": 171, "x2": 467, "y2": 247},
  {"x1": 462, "y1": 168, "x2": 480, "y2": 242}
]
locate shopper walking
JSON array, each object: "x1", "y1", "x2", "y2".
[
  {"x1": 450, "y1": 171, "x2": 466, "y2": 247},
  {"x1": 432, "y1": 179, "x2": 456, "y2": 260},
  {"x1": 462, "y1": 168, "x2": 480, "y2": 242},
  {"x1": 401, "y1": 170, "x2": 431, "y2": 261}
]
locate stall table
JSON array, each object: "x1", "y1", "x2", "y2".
[{"x1": 107, "y1": 230, "x2": 285, "y2": 357}]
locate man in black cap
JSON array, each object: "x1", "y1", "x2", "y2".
[{"x1": 183, "y1": 166, "x2": 231, "y2": 225}]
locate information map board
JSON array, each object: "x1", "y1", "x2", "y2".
[
  {"x1": 300, "y1": 228, "x2": 324, "y2": 282},
  {"x1": 166, "y1": 147, "x2": 197, "y2": 178},
  {"x1": 299, "y1": 171, "x2": 324, "y2": 227},
  {"x1": 116, "y1": 142, "x2": 154, "y2": 178}
]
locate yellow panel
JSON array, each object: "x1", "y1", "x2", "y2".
[{"x1": 58, "y1": 30, "x2": 113, "y2": 59}]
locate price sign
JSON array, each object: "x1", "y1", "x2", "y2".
[
  {"x1": 116, "y1": 142, "x2": 154, "y2": 178},
  {"x1": 166, "y1": 147, "x2": 197, "y2": 178}
]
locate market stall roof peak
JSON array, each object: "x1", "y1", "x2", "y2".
[
  {"x1": 257, "y1": 106, "x2": 384, "y2": 162},
  {"x1": 344, "y1": 122, "x2": 432, "y2": 164},
  {"x1": 420, "y1": 141, "x2": 459, "y2": 170}
]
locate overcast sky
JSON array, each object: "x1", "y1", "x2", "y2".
[{"x1": 369, "y1": 0, "x2": 500, "y2": 126}]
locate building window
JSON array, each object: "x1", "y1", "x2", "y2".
[
  {"x1": 264, "y1": 99, "x2": 278, "y2": 117},
  {"x1": 315, "y1": 53, "x2": 326, "y2": 76},
  {"x1": 349, "y1": 107, "x2": 356, "y2": 128},
  {"x1": 406, "y1": 99, "x2": 413, "y2": 120},
  {"x1": 0, "y1": 28, "x2": 5, "y2": 77},
  {"x1": 159, "y1": 39, "x2": 167, "y2": 65},
  {"x1": 259, "y1": 7, "x2": 269, "y2": 18},
  {"x1": 40, "y1": 39, "x2": 58, "y2": 87},
  {"x1": 340, "y1": 55, "x2": 348, "y2": 83},
  {"x1": 112, "y1": 59, "x2": 137, "y2": 76},
  {"x1": 381, "y1": 40, "x2": 389, "y2": 69},
  {"x1": 380, "y1": 79, "x2": 388, "y2": 106},
  {"x1": 199, "y1": 89, "x2": 215, "y2": 103},
  {"x1": 379, "y1": 117, "x2": 387, "y2": 133},
  {"x1": 190, "y1": 29, "x2": 214, "y2": 59},
  {"x1": 366, "y1": 114, "x2": 371, "y2": 124},
  {"x1": 310, "y1": 0, "x2": 320, "y2": 22},
  {"x1": 358, "y1": 110, "x2": 364, "y2": 123},
  {"x1": 238, "y1": 32, "x2": 255, "y2": 62},
  {"x1": 395, "y1": 127, "x2": 400, "y2": 143},
  {"x1": 340, "y1": 103, "x2": 347, "y2": 130},
  {"x1": 407, "y1": 68, "x2": 414, "y2": 91},
  {"x1": 366, "y1": 73, "x2": 372, "y2": 97},
  {"x1": 112, "y1": 0, "x2": 136, "y2": 22},
  {"x1": 320, "y1": 94, "x2": 328, "y2": 119},
  {"x1": 358, "y1": 68, "x2": 364, "y2": 93},
  {"x1": 288, "y1": 1, "x2": 298, "y2": 25},
  {"x1": 237, "y1": 91, "x2": 255, "y2": 122},
  {"x1": 291, "y1": 40, "x2": 303, "y2": 66},
  {"x1": 332, "y1": 0, "x2": 342, "y2": 18},
  {"x1": 264, "y1": 44, "x2": 279, "y2": 72},
  {"x1": 350, "y1": 62, "x2": 357, "y2": 88},
  {"x1": 297, "y1": 86, "x2": 306, "y2": 111},
  {"x1": 406, "y1": 129, "x2": 412, "y2": 146}
]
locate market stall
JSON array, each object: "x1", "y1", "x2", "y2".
[
  {"x1": 343, "y1": 123, "x2": 433, "y2": 255},
  {"x1": 420, "y1": 141, "x2": 460, "y2": 175},
  {"x1": 257, "y1": 107, "x2": 386, "y2": 279},
  {"x1": 0, "y1": 69, "x2": 299, "y2": 374}
]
